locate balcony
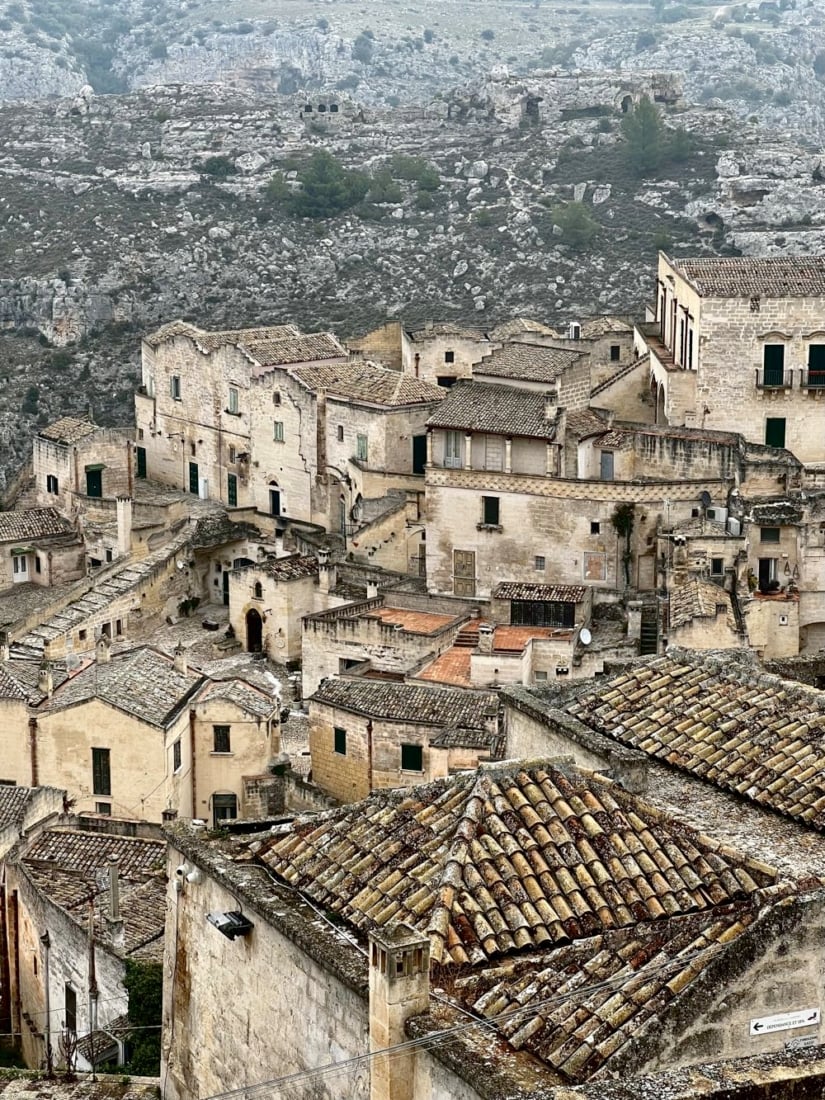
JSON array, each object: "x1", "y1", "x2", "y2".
[
  {"x1": 755, "y1": 369, "x2": 792, "y2": 390},
  {"x1": 800, "y1": 370, "x2": 825, "y2": 391}
]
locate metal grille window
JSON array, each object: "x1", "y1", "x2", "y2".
[
  {"x1": 512, "y1": 600, "x2": 575, "y2": 628},
  {"x1": 213, "y1": 725, "x2": 231, "y2": 753}
]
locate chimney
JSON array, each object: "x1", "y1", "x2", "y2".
[
  {"x1": 478, "y1": 623, "x2": 495, "y2": 655},
  {"x1": 0, "y1": 633, "x2": 8, "y2": 662},
  {"x1": 366, "y1": 582, "x2": 380, "y2": 600},
  {"x1": 544, "y1": 391, "x2": 557, "y2": 420},
  {"x1": 173, "y1": 642, "x2": 187, "y2": 674},
  {"x1": 106, "y1": 859, "x2": 125, "y2": 949},
  {"x1": 116, "y1": 496, "x2": 133, "y2": 557},
  {"x1": 369, "y1": 924, "x2": 430, "y2": 1100},
  {"x1": 317, "y1": 549, "x2": 335, "y2": 595},
  {"x1": 96, "y1": 634, "x2": 111, "y2": 664},
  {"x1": 37, "y1": 662, "x2": 53, "y2": 698}
]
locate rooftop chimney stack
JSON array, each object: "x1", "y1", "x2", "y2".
[
  {"x1": 95, "y1": 634, "x2": 111, "y2": 664},
  {"x1": 173, "y1": 642, "x2": 187, "y2": 675},
  {"x1": 478, "y1": 623, "x2": 495, "y2": 655},
  {"x1": 105, "y1": 859, "x2": 125, "y2": 949},
  {"x1": 317, "y1": 549, "x2": 335, "y2": 595},
  {"x1": 369, "y1": 924, "x2": 430, "y2": 1100},
  {"x1": 37, "y1": 662, "x2": 53, "y2": 698},
  {"x1": 116, "y1": 496, "x2": 133, "y2": 557}
]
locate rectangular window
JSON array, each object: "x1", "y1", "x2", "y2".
[
  {"x1": 610, "y1": 344, "x2": 621, "y2": 361},
  {"x1": 583, "y1": 552, "x2": 607, "y2": 581},
  {"x1": 170, "y1": 375, "x2": 181, "y2": 400},
  {"x1": 591, "y1": 521, "x2": 601, "y2": 535},
  {"x1": 64, "y1": 986, "x2": 77, "y2": 1035},
  {"x1": 227, "y1": 473, "x2": 238, "y2": 507},
  {"x1": 444, "y1": 350, "x2": 455, "y2": 364},
  {"x1": 808, "y1": 344, "x2": 825, "y2": 386},
  {"x1": 401, "y1": 744, "x2": 423, "y2": 772},
  {"x1": 535, "y1": 671, "x2": 548, "y2": 682},
  {"x1": 106, "y1": 548, "x2": 113, "y2": 563},
  {"x1": 760, "y1": 527, "x2": 780, "y2": 543},
  {"x1": 337, "y1": 425, "x2": 344, "y2": 442},
  {"x1": 273, "y1": 420, "x2": 284, "y2": 442},
  {"x1": 481, "y1": 496, "x2": 500, "y2": 526},
  {"x1": 95, "y1": 802, "x2": 111, "y2": 816},
  {"x1": 334, "y1": 727, "x2": 347, "y2": 755},
  {"x1": 213, "y1": 793, "x2": 237, "y2": 826},
  {"x1": 445, "y1": 430, "x2": 462, "y2": 467},
  {"x1": 35, "y1": 557, "x2": 41, "y2": 574},
  {"x1": 92, "y1": 748, "x2": 111, "y2": 796},
  {"x1": 437, "y1": 376, "x2": 457, "y2": 389},
  {"x1": 115, "y1": 619, "x2": 123, "y2": 636},
  {"x1": 12, "y1": 556, "x2": 27, "y2": 577},
  {"x1": 228, "y1": 386, "x2": 239, "y2": 414},
  {"x1": 273, "y1": 391, "x2": 281, "y2": 406},
  {"x1": 711, "y1": 557, "x2": 724, "y2": 576},
  {"x1": 213, "y1": 725, "x2": 231, "y2": 754},
  {"x1": 600, "y1": 451, "x2": 614, "y2": 481},
  {"x1": 356, "y1": 434, "x2": 368, "y2": 461},
  {"x1": 763, "y1": 344, "x2": 785, "y2": 386},
  {"x1": 46, "y1": 474, "x2": 58, "y2": 494},
  {"x1": 228, "y1": 445, "x2": 236, "y2": 463},
  {"x1": 765, "y1": 418, "x2": 786, "y2": 448},
  {"x1": 173, "y1": 739, "x2": 182, "y2": 772},
  {"x1": 534, "y1": 555, "x2": 545, "y2": 571}
]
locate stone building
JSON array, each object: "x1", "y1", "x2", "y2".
[
  {"x1": 640, "y1": 253, "x2": 825, "y2": 464},
  {"x1": 308, "y1": 678, "x2": 501, "y2": 802},
  {"x1": 33, "y1": 417, "x2": 134, "y2": 519},
  {"x1": 228, "y1": 553, "x2": 320, "y2": 659},
  {"x1": 0, "y1": 509, "x2": 85, "y2": 589}
]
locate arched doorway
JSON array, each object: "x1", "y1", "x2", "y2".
[
  {"x1": 246, "y1": 608, "x2": 263, "y2": 653},
  {"x1": 656, "y1": 384, "x2": 665, "y2": 425}
]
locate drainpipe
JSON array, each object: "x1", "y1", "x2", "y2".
[
  {"x1": 414, "y1": 353, "x2": 420, "y2": 379},
  {"x1": 28, "y1": 717, "x2": 38, "y2": 787},
  {"x1": 366, "y1": 719, "x2": 374, "y2": 794},
  {"x1": 40, "y1": 931, "x2": 52, "y2": 1077},
  {"x1": 10, "y1": 891, "x2": 20, "y2": 1047},
  {"x1": 189, "y1": 708, "x2": 197, "y2": 819}
]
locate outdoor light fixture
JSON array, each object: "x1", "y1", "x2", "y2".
[{"x1": 206, "y1": 911, "x2": 254, "y2": 940}]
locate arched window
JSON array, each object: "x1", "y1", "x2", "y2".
[{"x1": 253, "y1": 581, "x2": 263, "y2": 599}]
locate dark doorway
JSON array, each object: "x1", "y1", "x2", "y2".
[
  {"x1": 758, "y1": 557, "x2": 777, "y2": 592},
  {"x1": 763, "y1": 344, "x2": 785, "y2": 386},
  {"x1": 246, "y1": 608, "x2": 263, "y2": 653},
  {"x1": 136, "y1": 446, "x2": 147, "y2": 479},
  {"x1": 189, "y1": 462, "x2": 199, "y2": 495},
  {"x1": 765, "y1": 418, "x2": 786, "y2": 448},
  {"x1": 227, "y1": 473, "x2": 237, "y2": 507},
  {"x1": 86, "y1": 468, "x2": 102, "y2": 498},
  {"x1": 412, "y1": 435, "x2": 427, "y2": 475},
  {"x1": 222, "y1": 570, "x2": 229, "y2": 606},
  {"x1": 269, "y1": 488, "x2": 281, "y2": 516}
]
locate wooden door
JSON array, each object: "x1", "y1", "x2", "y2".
[{"x1": 453, "y1": 550, "x2": 476, "y2": 596}]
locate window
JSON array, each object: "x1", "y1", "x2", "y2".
[
  {"x1": 610, "y1": 345, "x2": 621, "y2": 362},
  {"x1": 808, "y1": 344, "x2": 825, "y2": 386},
  {"x1": 253, "y1": 581, "x2": 263, "y2": 599},
  {"x1": 46, "y1": 474, "x2": 58, "y2": 494},
  {"x1": 512, "y1": 600, "x2": 575, "y2": 628},
  {"x1": 64, "y1": 986, "x2": 77, "y2": 1035},
  {"x1": 92, "y1": 748, "x2": 111, "y2": 796},
  {"x1": 35, "y1": 557, "x2": 41, "y2": 574},
  {"x1": 138, "y1": 428, "x2": 144, "y2": 441},
  {"x1": 12, "y1": 555, "x2": 27, "y2": 578},
  {"x1": 334, "y1": 727, "x2": 347, "y2": 755},
  {"x1": 591, "y1": 521, "x2": 601, "y2": 535},
  {"x1": 228, "y1": 445, "x2": 237, "y2": 463},
  {"x1": 760, "y1": 526, "x2": 781, "y2": 543},
  {"x1": 213, "y1": 725, "x2": 231, "y2": 754},
  {"x1": 85, "y1": 467, "x2": 103, "y2": 498},
  {"x1": 765, "y1": 417, "x2": 786, "y2": 447},
  {"x1": 213, "y1": 793, "x2": 237, "y2": 826},
  {"x1": 535, "y1": 671, "x2": 548, "y2": 682},
  {"x1": 600, "y1": 451, "x2": 614, "y2": 481},
  {"x1": 437, "y1": 376, "x2": 457, "y2": 388},
  {"x1": 228, "y1": 386, "x2": 239, "y2": 414},
  {"x1": 95, "y1": 802, "x2": 111, "y2": 816},
  {"x1": 401, "y1": 744, "x2": 423, "y2": 772},
  {"x1": 227, "y1": 473, "x2": 238, "y2": 507},
  {"x1": 445, "y1": 430, "x2": 462, "y2": 467},
  {"x1": 763, "y1": 344, "x2": 785, "y2": 386},
  {"x1": 444, "y1": 350, "x2": 455, "y2": 364},
  {"x1": 481, "y1": 496, "x2": 500, "y2": 526},
  {"x1": 273, "y1": 391, "x2": 281, "y2": 406},
  {"x1": 337, "y1": 425, "x2": 344, "y2": 442},
  {"x1": 190, "y1": 442, "x2": 196, "y2": 457},
  {"x1": 711, "y1": 557, "x2": 724, "y2": 576},
  {"x1": 173, "y1": 739, "x2": 182, "y2": 773},
  {"x1": 115, "y1": 619, "x2": 123, "y2": 636},
  {"x1": 79, "y1": 629, "x2": 87, "y2": 642},
  {"x1": 170, "y1": 375, "x2": 181, "y2": 400},
  {"x1": 273, "y1": 420, "x2": 284, "y2": 442},
  {"x1": 106, "y1": 548, "x2": 113, "y2": 563},
  {"x1": 534, "y1": 556, "x2": 545, "y2": 571},
  {"x1": 356, "y1": 434, "x2": 368, "y2": 461}
]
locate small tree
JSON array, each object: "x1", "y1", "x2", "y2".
[
  {"x1": 123, "y1": 960, "x2": 162, "y2": 1075},
  {"x1": 621, "y1": 94, "x2": 664, "y2": 175},
  {"x1": 551, "y1": 201, "x2": 599, "y2": 250},
  {"x1": 352, "y1": 33, "x2": 373, "y2": 63},
  {"x1": 611, "y1": 503, "x2": 636, "y2": 587},
  {"x1": 289, "y1": 150, "x2": 369, "y2": 218}
]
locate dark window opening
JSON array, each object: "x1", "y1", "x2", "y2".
[
  {"x1": 64, "y1": 986, "x2": 77, "y2": 1034},
  {"x1": 512, "y1": 600, "x2": 576, "y2": 628},
  {"x1": 35, "y1": 557, "x2": 41, "y2": 574},
  {"x1": 534, "y1": 556, "x2": 545, "y2": 570},
  {"x1": 213, "y1": 725, "x2": 231, "y2": 754},
  {"x1": 106, "y1": 549, "x2": 113, "y2": 563},
  {"x1": 337, "y1": 425, "x2": 344, "y2": 442},
  {"x1": 95, "y1": 802, "x2": 111, "y2": 816},
  {"x1": 227, "y1": 473, "x2": 238, "y2": 507},
  {"x1": 173, "y1": 739, "x2": 182, "y2": 772},
  {"x1": 610, "y1": 345, "x2": 620, "y2": 362},
  {"x1": 85, "y1": 468, "x2": 102, "y2": 498},
  {"x1": 444, "y1": 351, "x2": 455, "y2": 364},
  {"x1": 763, "y1": 344, "x2": 785, "y2": 386},
  {"x1": 591, "y1": 521, "x2": 600, "y2": 535},
  {"x1": 334, "y1": 727, "x2": 347, "y2": 755},
  {"x1": 711, "y1": 557, "x2": 724, "y2": 576},
  {"x1": 46, "y1": 474, "x2": 58, "y2": 494},
  {"x1": 809, "y1": 344, "x2": 825, "y2": 386},
  {"x1": 482, "y1": 496, "x2": 500, "y2": 526},
  {"x1": 253, "y1": 580, "x2": 263, "y2": 599},
  {"x1": 401, "y1": 743, "x2": 423, "y2": 771},
  {"x1": 437, "y1": 376, "x2": 457, "y2": 388},
  {"x1": 760, "y1": 527, "x2": 780, "y2": 543},
  {"x1": 765, "y1": 418, "x2": 786, "y2": 448},
  {"x1": 92, "y1": 748, "x2": 111, "y2": 796},
  {"x1": 213, "y1": 793, "x2": 237, "y2": 826}
]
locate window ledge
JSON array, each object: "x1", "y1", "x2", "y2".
[
  {"x1": 400, "y1": 769, "x2": 425, "y2": 775},
  {"x1": 476, "y1": 523, "x2": 503, "y2": 533},
  {"x1": 210, "y1": 751, "x2": 233, "y2": 757},
  {"x1": 224, "y1": 409, "x2": 242, "y2": 417}
]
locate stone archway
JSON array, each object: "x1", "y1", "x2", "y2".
[
  {"x1": 656, "y1": 383, "x2": 666, "y2": 425},
  {"x1": 246, "y1": 608, "x2": 263, "y2": 653}
]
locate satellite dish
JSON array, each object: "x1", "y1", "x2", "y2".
[
  {"x1": 700, "y1": 491, "x2": 712, "y2": 509},
  {"x1": 580, "y1": 627, "x2": 592, "y2": 646}
]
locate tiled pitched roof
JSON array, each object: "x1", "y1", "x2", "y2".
[
  {"x1": 427, "y1": 382, "x2": 557, "y2": 440},
  {"x1": 261, "y1": 554, "x2": 320, "y2": 580},
  {"x1": 0, "y1": 508, "x2": 74, "y2": 542},
  {"x1": 565, "y1": 408, "x2": 610, "y2": 438},
  {"x1": 494, "y1": 582, "x2": 587, "y2": 603},
  {"x1": 23, "y1": 828, "x2": 164, "y2": 880},
  {"x1": 474, "y1": 343, "x2": 584, "y2": 383},
  {"x1": 197, "y1": 677, "x2": 277, "y2": 718},
  {"x1": 290, "y1": 362, "x2": 444, "y2": 406},
  {"x1": 0, "y1": 785, "x2": 36, "y2": 828},
  {"x1": 310, "y1": 679, "x2": 498, "y2": 729},
  {"x1": 411, "y1": 322, "x2": 487, "y2": 341},
  {"x1": 672, "y1": 255, "x2": 825, "y2": 298},
  {"x1": 580, "y1": 316, "x2": 632, "y2": 338},
  {"x1": 38, "y1": 417, "x2": 97, "y2": 445},
  {"x1": 490, "y1": 319, "x2": 560, "y2": 340},
  {"x1": 669, "y1": 577, "x2": 736, "y2": 631},
  {"x1": 243, "y1": 331, "x2": 346, "y2": 367},
  {"x1": 258, "y1": 762, "x2": 771, "y2": 966},
  {"x1": 39, "y1": 646, "x2": 202, "y2": 728},
  {"x1": 566, "y1": 651, "x2": 825, "y2": 829},
  {"x1": 0, "y1": 665, "x2": 30, "y2": 702},
  {"x1": 143, "y1": 319, "x2": 299, "y2": 350}
]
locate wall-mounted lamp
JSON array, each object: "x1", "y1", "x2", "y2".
[{"x1": 207, "y1": 911, "x2": 254, "y2": 940}]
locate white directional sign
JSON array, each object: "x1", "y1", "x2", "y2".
[{"x1": 750, "y1": 1008, "x2": 820, "y2": 1037}]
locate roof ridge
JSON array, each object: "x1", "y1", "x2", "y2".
[{"x1": 590, "y1": 353, "x2": 647, "y2": 397}]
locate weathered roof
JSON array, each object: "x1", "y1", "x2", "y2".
[
  {"x1": 494, "y1": 582, "x2": 587, "y2": 603},
  {"x1": 291, "y1": 361, "x2": 444, "y2": 406},
  {"x1": 0, "y1": 785, "x2": 38, "y2": 828},
  {"x1": 490, "y1": 318, "x2": 561, "y2": 340},
  {"x1": 37, "y1": 417, "x2": 97, "y2": 445},
  {"x1": 310, "y1": 679, "x2": 498, "y2": 729},
  {"x1": 0, "y1": 508, "x2": 74, "y2": 543},
  {"x1": 38, "y1": 646, "x2": 202, "y2": 729},
  {"x1": 0, "y1": 665, "x2": 30, "y2": 702},
  {"x1": 23, "y1": 828, "x2": 164, "y2": 880},
  {"x1": 258, "y1": 762, "x2": 772, "y2": 967},
  {"x1": 670, "y1": 255, "x2": 825, "y2": 298},
  {"x1": 427, "y1": 381, "x2": 556, "y2": 440},
  {"x1": 565, "y1": 408, "x2": 610, "y2": 438},
  {"x1": 566, "y1": 650, "x2": 825, "y2": 830},
  {"x1": 474, "y1": 343, "x2": 584, "y2": 384},
  {"x1": 196, "y1": 677, "x2": 277, "y2": 719},
  {"x1": 669, "y1": 577, "x2": 736, "y2": 632},
  {"x1": 580, "y1": 316, "x2": 632, "y2": 338},
  {"x1": 243, "y1": 331, "x2": 346, "y2": 367},
  {"x1": 261, "y1": 554, "x2": 320, "y2": 580},
  {"x1": 143, "y1": 319, "x2": 300, "y2": 350},
  {"x1": 411, "y1": 322, "x2": 488, "y2": 341}
]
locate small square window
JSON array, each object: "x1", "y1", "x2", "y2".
[
  {"x1": 95, "y1": 802, "x2": 111, "y2": 816},
  {"x1": 482, "y1": 496, "x2": 500, "y2": 526},
  {"x1": 213, "y1": 725, "x2": 231, "y2": 753},
  {"x1": 444, "y1": 350, "x2": 455, "y2": 364},
  {"x1": 610, "y1": 344, "x2": 621, "y2": 362},
  {"x1": 591, "y1": 521, "x2": 600, "y2": 535},
  {"x1": 534, "y1": 555, "x2": 545, "y2": 570},
  {"x1": 760, "y1": 527, "x2": 780, "y2": 543},
  {"x1": 356, "y1": 434, "x2": 368, "y2": 461},
  {"x1": 273, "y1": 420, "x2": 284, "y2": 442},
  {"x1": 535, "y1": 671, "x2": 548, "y2": 682},
  {"x1": 173, "y1": 739, "x2": 182, "y2": 772},
  {"x1": 711, "y1": 557, "x2": 724, "y2": 576},
  {"x1": 401, "y1": 743, "x2": 423, "y2": 771},
  {"x1": 334, "y1": 727, "x2": 347, "y2": 755}
]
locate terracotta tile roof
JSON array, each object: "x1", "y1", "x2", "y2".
[
  {"x1": 364, "y1": 606, "x2": 458, "y2": 634},
  {"x1": 291, "y1": 361, "x2": 444, "y2": 406},
  {"x1": 671, "y1": 255, "x2": 825, "y2": 298},
  {"x1": 415, "y1": 646, "x2": 472, "y2": 687},
  {"x1": 0, "y1": 785, "x2": 37, "y2": 828},
  {"x1": 566, "y1": 651, "x2": 825, "y2": 829},
  {"x1": 37, "y1": 417, "x2": 97, "y2": 445},
  {"x1": 490, "y1": 319, "x2": 561, "y2": 340},
  {"x1": 261, "y1": 554, "x2": 320, "y2": 580},
  {"x1": 427, "y1": 381, "x2": 556, "y2": 440},
  {"x1": 257, "y1": 762, "x2": 772, "y2": 966},
  {"x1": 669, "y1": 577, "x2": 736, "y2": 631},
  {"x1": 566, "y1": 408, "x2": 610, "y2": 437},
  {"x1": 460, "y1": 891, "x2": 791, "y2": 1083},
  {"x1": 474, "y1": 343, "x2": 583, "y2": 384},
  {"x1": 580, "y1": 316, "x2": 632, "y2": 338},
  {"x1": 23, "y1": 828, "x2": 164, "y2": 880},
  {"x1": 494, "y1": 582, "x2": 587, "y2": 603},
  {"x1": 40, "y1": 646, "x2": 203, "y2": 729},
  {"x1": 310, "y1": 679, "x2": 498, "y2": 729},
  {"x1": 0, "y1": 508, "x2": 74, "y2": 543},
  {"x1": 0, "y1": 665, "x2": 30, "y2": 702}
]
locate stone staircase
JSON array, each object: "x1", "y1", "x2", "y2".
[
  {"x1": 639, "y1": 604, "x2": 659, "y2": 656},
  {"x1": 454, "y1": 623, "x2": 481, "y2": 649}
]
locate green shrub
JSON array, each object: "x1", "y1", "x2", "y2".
[
  {"x1": 551, "y1": 201, "x2": 599, "y2": 249},
  {"x1": 201, "y1": 155, "x2": 236, "y2": 177},
  {"x1": 480, "y1": 28, "x2": 495, "y2": 40},
  {"x1": 352, "y1": 33, "x2": 373, "y2": 63},
  {"x1": 274, "y1": 150, "x2": 369, "y2": 218}
]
